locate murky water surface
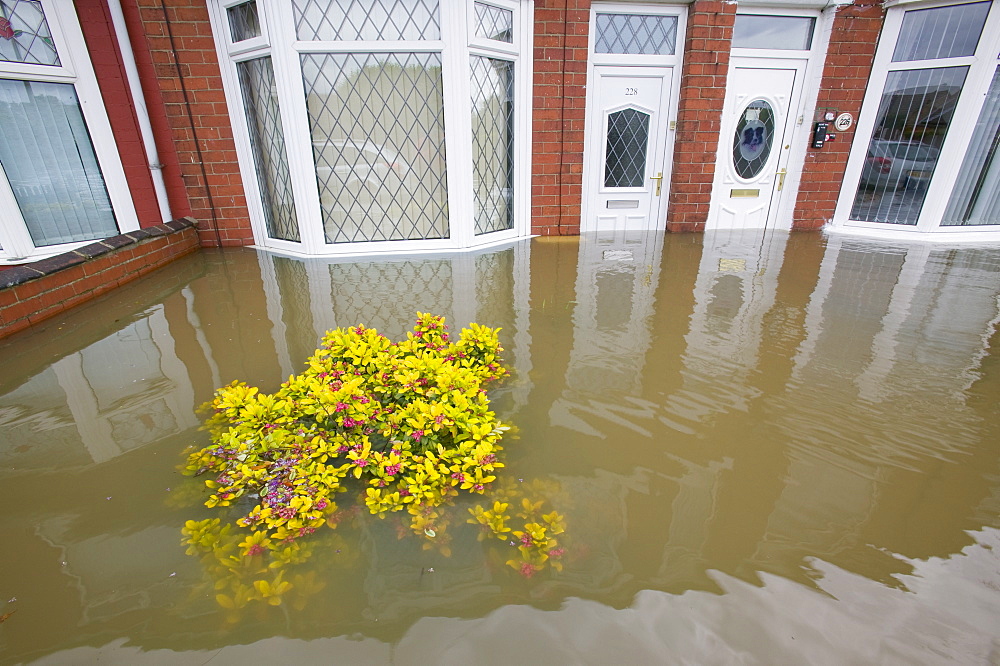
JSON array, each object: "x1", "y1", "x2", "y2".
[{"x1": 2, "y1": 231, "x2": 1000, "y2": 664}]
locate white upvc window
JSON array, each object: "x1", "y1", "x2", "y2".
[
  {"x1": 210, "y1": 0, "x2": 532, "y2": 257},
  {"x1": 833, "y1": 0, "x2": 1000, "y2": 237},
  {"x1": 0, "y1": 0, "x2": 138, "y2": 263}
]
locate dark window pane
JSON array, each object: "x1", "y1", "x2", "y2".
[
  {"x1": 892, "y1": 2, "x2": 990, "y2": 62},
  {"x1": 851, "y1": 67, "x2": 967, "y2": 225},
  {"x1": 943, "y1": 67, "x2": 1000, "y2": 226}
]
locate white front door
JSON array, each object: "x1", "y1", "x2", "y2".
[
  {"x1": 707, "y1": 59, "x2": 804, "y2": 230},
  {"x1": 583, "y1": 66, "x2": 673, "y2": 232}
]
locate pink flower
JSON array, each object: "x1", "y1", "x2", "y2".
[{"x1": 519, "y1": 562, "x2": 537, "y2": 578}]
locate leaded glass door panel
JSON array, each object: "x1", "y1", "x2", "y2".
[
  {"x1": 708, "y1": 61, "x2": 800, "y2": 230},
  {"x1": 584, "y1": 66, "x2": 673, "y2": 231}
]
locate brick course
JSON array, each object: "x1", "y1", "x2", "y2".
[
  {"x1": 531, "y1": 0, "x2": 592, "y2": 237},
  {"x1": 128, "y1": 0, "x2": 254, "y2": 247},
  {"x1": 792, "y1": 0, "x2": 885, "y2": 230},
  {"x1": 0, "y1": 219, "x2": 200, "y2": 339},
  {"x1": 666, "y1": 0, "x2": 736, "y2": 232}
]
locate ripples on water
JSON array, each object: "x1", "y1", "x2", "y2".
[{"x1": 1, "y1": 230, "x2": 999, "y2": 663}]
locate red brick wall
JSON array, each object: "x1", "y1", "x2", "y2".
[
  {"x1": 531, "y1": 0, "x2": 591, "y2": 236},
  {"x1": 128, "y1": 0, "x2": 253, "y2": 247},
  {"x1": 666, "y1": 0, "x2": 736, "y2": 232},
  {"x1": 792, "y1": 1, "x2": 884, "y2": 230},
  {"x1": 76, "y1": 0, "x2": 168, "y2": 228}
]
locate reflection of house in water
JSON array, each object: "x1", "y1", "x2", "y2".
[
  {"x1": 550, "y1": 229, "x2": 665, "y2": 437},
  {"x1": 256, "y1": 241, "x2": 533, "y2": 413},
  {"x1": 0, "y1": 307, "x2": 199, "y2": 467}
]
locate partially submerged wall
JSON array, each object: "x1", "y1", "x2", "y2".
[{"x1": 0, "y1": 218, "x2": 200, "y2": 339}]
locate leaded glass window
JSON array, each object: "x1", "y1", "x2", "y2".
[
  {"x1": 292, "y1": 0, "x2": 441, "y2": 41},
  {"x1": 301, "y1": 52, "x2": 449, "y2": 243},
  {"x1": 594, "y1": 13, "x2": 677, "y2": 56},
  {"x1": 604, "y1": 108, "x2": 649, "y2": 188},
  {"x1": 237, "y1": 57, "x2": 299, "y2": 242},
  {"x1": 227, "y1": 1, "x2": 261, "y2": 43},
  {"x1": 0, "y1": 0, "x2": 59, "y2": 66},
  {"x1": 892, "y1": 2, "x2": 990, "y2": 62},
  {"x1": 732, "y1": 100, "x2": 774, "y2": 179},
  {"x1": 471, "y1": 57, "x2": 513, "y2": 235},
  {"x1": 474, "y1": 2, "x2": 512, "y2": 43}
]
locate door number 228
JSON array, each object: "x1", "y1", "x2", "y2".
[{"x1": 625, "y1": 87, "x2": 638, "y2": 96}]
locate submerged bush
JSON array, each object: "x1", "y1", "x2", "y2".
[
  {"x1": 183, "y1": 313, "x2": 508, "y2": 538},
  {"x1": 180, "y1": 313, "x2": 568, "y2": 611}
]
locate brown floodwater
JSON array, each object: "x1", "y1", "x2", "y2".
[{"x1": 1, "y1": 230, "x2": 999, "y2": 664}]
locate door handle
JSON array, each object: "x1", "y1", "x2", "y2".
[
  {"x1": 776, "y1": 168, "x2": 787, "y2": 191},
  {"x1": 649, "y1": 171, "x2": 663, "y2": 196}
]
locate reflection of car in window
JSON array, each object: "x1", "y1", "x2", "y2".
[
  {"x1": 860, "y1": 139, "x2": 940, "y2": 190},
  {"x1": 313, "y1": 140, "x2": 406, "y2": 186}
]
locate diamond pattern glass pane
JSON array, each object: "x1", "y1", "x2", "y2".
[
  {"x1": 227, "y1": 1, "x2": 261, "y2": 43},
  {"x1": 732, "y1": 99, "x2": 774, "y2": 179},
  {"x1": 301, "y1": 52, "x2": 449, "y2": 243},
  {"x1": 474, "y1": 2, "x2": 512, "y2": 43},
  {"x1": 595, "y1": 13, "x2": 677, "y2": 56},
  {"x1": 604, "y1": 108, "x2": 649, "y2": 188},
  {"x1": 292, "y1": 0, "x2": 440, "y2": 41},
  {"x1": 471, "y1": 56, "x2": 513, "y2": 235},
  {"x1": 0, "y1": 79, "x2": 117, "y2": 246},
  {"x1": 0, "y1": 0, "x2": 59, "y2": 66},
  {"x1": 892, "y1": 2, "x2": 990, "y2": 62},
  {"x1": 237, "y1": 57, "x2": 299, "y2": 242},
  {"x1": 851, "y1": 67, "x2": 967, "y2": 225}
]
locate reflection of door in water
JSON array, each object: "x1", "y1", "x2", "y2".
[
  {"x1": 584, "y1": 66, "x2": 673, "y2": 232},
  {"x1": 708, "y1": 61, "x2": 802, "y2": 230}
]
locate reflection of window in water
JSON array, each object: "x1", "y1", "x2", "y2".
[
  {"x1": 595, "y1": 269, "x2": 635, "y2": 331},
  {"x1": 706, "y1": 274, "x2": 744, "y2": 334}
]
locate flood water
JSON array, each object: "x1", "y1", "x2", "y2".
[{"x1": 2, "y1": 230, "x2": 999, "y2": 664}]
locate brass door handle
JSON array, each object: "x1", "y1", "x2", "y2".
[
  {"x1": 649, "y1": 171, "x2": 663, "y2": 196},
  {"x1": 776, "y1": 168, "x2": 787, "y2": 191}
]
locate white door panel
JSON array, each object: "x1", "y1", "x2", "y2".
[
  {"x1": 584, "y1": 66, "x2": 673, "y2": 232},
  {"x1": 708, "y1": 60, "x2": 803, "y2": 230}
]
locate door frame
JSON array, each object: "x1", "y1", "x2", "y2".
[
  {"x1": 581, "y1": 2, "x2": 686, "y2": 233},
  {"x1": 706, "y1": 6, "x2": 831, "y2": 232},
  {"x1": 707, "y1": 56, "x2": 807, "y2": 230}
]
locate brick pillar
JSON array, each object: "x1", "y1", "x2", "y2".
[
  {"x1": 531, "y1": 0, "x2": 591, "y2": 236},
  {"x1": 792, "y1": 1, "x2": 884, "y2": 230},
  {"x1": 665, "y1": 0, "x2": 736, "y2": 232},
  {"x1": 129, "y1": 0, "x2": 254, "y2": 247}
]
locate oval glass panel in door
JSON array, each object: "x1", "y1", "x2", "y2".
[
  {"x1": 732, "y1": 99, "x2": 774, "y2": 179},
  {"x1": 605, "y1": 108, "x2": 650, "y2": 187}
]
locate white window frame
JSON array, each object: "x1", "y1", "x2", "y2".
[
  {"x1": 831, "y1": 0, "x2": 1000, "y2": 238},
  {"x1": 0, "y1": 0, "x2": 138, "y2": 263},
  {"x1": 209, "y1": 0, "x2": 533, "y2": 257}
]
